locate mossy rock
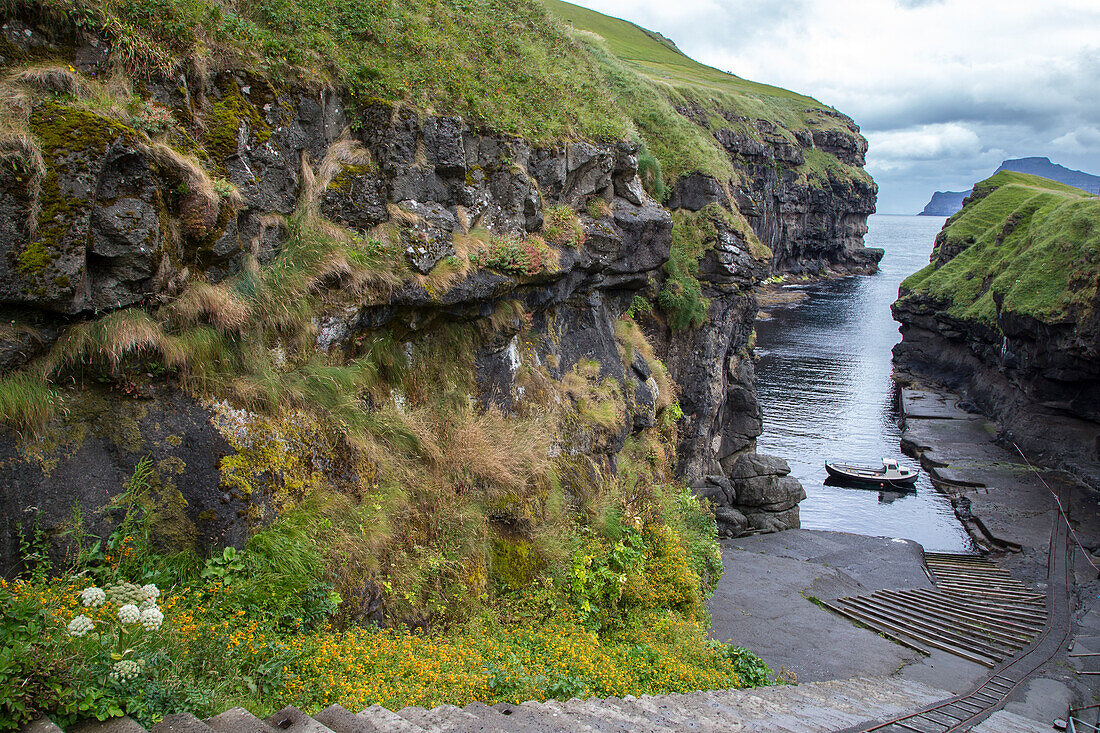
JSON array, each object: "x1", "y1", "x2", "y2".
[
  {"x1": 203, "y1": 81, "x2": 274, "y2": 172},
  {"x1": 489, "y1": 533, "x2": 543, "y2": 591},
  {"x1": 1, "y1": 102, "x2": 143, "y2": 312}
]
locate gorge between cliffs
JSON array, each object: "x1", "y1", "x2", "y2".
[
  {"x1": 0, "y1": 10, "x2": 882, "y2": 572},
  {"x1": 0, "y1": 0, "x2": 899, "y2": 724}
]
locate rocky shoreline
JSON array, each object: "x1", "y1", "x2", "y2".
[
  {"x1": 897, "y1": 378, "x2": 1100, "y2": 724},
  {"x1": 705, "y1": 375, "x2": 1100, "y2": 727}
]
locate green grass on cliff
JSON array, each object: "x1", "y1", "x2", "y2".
[
  {"x1": 542, "y1": 0, "x2": 821, "y2": 120},
  {"x1": 900, "y1": 171, "x2": 1100, "y2": 324},
  {"x1": 7, "y1": 0, "x2": 862, "y2": 189},
  {"x1": 543, "y1": 0, "x2": 867, "y2": 186},
  {"x1": 9, "y1": 0, "x2": 634, "y2": 141}
]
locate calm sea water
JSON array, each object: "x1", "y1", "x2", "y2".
[{"x1": 754, "y1": 214, "x2": 976, "y2": 552}]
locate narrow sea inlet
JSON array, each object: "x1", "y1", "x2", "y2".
[{"x1": 754, "y1": 214, "x2": 976, "y2": 553}]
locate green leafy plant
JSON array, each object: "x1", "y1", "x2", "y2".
[
  {"x1": 200, "y1": 547, "x2": 246, "y2": 580},
  {"x1": 625, "y1": 295, "x2": 653, "y2": 319}
]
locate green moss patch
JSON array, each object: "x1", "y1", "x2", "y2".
[
  {"x1": 23, "y1": 102, "x2": 141, "y2": 284},
  {"x1": 203, "y1": 85, "x2": 274, "y2": 169}
]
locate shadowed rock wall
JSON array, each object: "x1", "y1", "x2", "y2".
[{"x1": 0, "y1": 23, "x2": 876, "y2": 564}]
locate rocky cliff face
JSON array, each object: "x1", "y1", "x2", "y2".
[
  {"x1": 0, "y1": 17, "x2": 875, "y2": 570},
  {"x1": 673, "y1": 109, "x2": 881, "y2": 277},
  {"x1": 893, "y1": 172, "x2": 1100, "y2": 488}
]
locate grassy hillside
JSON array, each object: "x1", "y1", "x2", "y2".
[
  {"x1": 6, "y1": 0, "x2": 863, "y2": 190},
  {"x1": 543, "y1": 0, "x2": 863, "y2": 186},
  {"x1": 5, "y1": 0, "x2": 634, "y2": 140},
  {"x1": 543, "y1": 0, "x2": 827, "y2": 126},
  {"x1": 900, "y1": 171, "x2": 1100, "y2": 324}
]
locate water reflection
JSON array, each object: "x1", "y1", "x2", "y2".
[{"x1": 754, "y1": 215, "x2": 975, "y2": 553}]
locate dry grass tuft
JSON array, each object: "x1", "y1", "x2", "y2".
[
  {"x1": 0, "y1": 131, "x2": 45, "y2": 232},
  {"x1": 563, "y1": 358, "x2": 626, "y2": 433},
  {"x1": 8, "y1": 65, "x2": 92, "y2": 97},
  {"x1": 169, "y1": 281, "x2": 252, "y2": 334},
  {"x1": 41, "y1": 309, "x2": 182, "y2": 375},
  {"x1": 434, "y1": 405, "x2": 554, "y2": 495},
  {"x1": 614, "y1": 317, "x2": 675, "y2": 409}
]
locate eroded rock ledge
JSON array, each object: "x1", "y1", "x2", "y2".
[{"x1": 0, "y1": 24, "x2": 877, "y2": 561}]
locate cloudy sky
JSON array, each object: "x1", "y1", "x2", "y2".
[{"x1": 566, "y1": 0, "x2": 1100, "y2": 213}]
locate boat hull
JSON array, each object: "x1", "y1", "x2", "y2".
[{"x1": 824, "y1": 461, "x2": 919, "y2": 488}]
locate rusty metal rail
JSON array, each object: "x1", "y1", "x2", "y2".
[
  {"x1": 837, "y1": 508, "x2": 1072, "y2": 732},
  {"x1": 822, "y1": 550, "x2": 1047, "y2": 669}
]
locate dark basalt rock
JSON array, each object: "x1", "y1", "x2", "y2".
[
  {"x1": 0, "y1": 387, "x2": 243, "y2": 576},
  {"x1": 893, "y1": 289, "x2": 1100, "y2": 489},
  {"x1": 667, "y1": 173, "x2": 727, "y2": 212},
  {"x1": 396, "y1": 200, "x2": 457, "y2": 274},
  {"x1": 321, "y1": 168, "x2": 388, "y2": 232},
  {"x1": 0, "y1": 63, "x2": 880, "y2": 559}
]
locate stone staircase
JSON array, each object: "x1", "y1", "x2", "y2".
[{"x1": 24, "y1": 676, "x2": 956, "y2": 733}]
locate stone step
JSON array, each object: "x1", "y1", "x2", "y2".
[
  {"x1": 150, "y1": 713, "x2": 216, "y2": 733},
  {"x1": 23, "y1": 720, "x2": 65, "y2": 733},
  {"x1": 396, "y1": 704, "x2": 492, "y2": 732},
  {"x1": 562, "y1": 696, "x2": 680, "y2": 733},
  {"x1": 19, "y1": 674, "x2": 960, "y2": 733},
  {"x1": 460, "y1": 701, "x2": 543, "y2": 732},
  {"x1": 658, "y1": 692, "x2": 753, "y2": 731},
  {"x1": 489, "y1": 700, "x2": 594, "y2": 732},
  {"x1": 355, "y1": 706, "x2": 429, "y2": 733},
  {"x1": 265, "y1": 706, "x2": 334, "y2": 733},
  {"x1": 205, "y1": 708, "x2": 278, "y2": 733},
  {"x1": 70, "y1": 719, "x2": 148, "y2": 733},
  {"x1": 641, "y1": 692, "x2": 745, "y2": 730},
  {"x1": 311, "y1": 705, "x2": 384, "y2": 733},
  {"x1": 612, "y1": 695, "x2": 732, "y2": 732}
]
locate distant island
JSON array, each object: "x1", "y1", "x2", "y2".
[
  {"x1": 919, "y1": 190, "x2": 970, "y2": 216},
  {"x1": 918, "y1": 156, "x2": 1100, "y2": 215}
]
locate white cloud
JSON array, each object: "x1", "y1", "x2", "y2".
[
  {"x1": 566, "y1": 0, "x2": 1100, "y2": 213},
  {"x1": 867, "y1": 124, "x2": 981, "y2": 166}
]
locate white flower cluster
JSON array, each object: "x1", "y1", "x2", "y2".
[
  {"x1": 68, "y1": 581, "x2": 163, "y2": 643},
  {"x1": 118, "y1": 603, "x2": 141, "y2": 624},
  {"x1": 140, "y1": 606, "x2": 164, "y2": 631},
  {"x1": 79, "y1": 586, "x2": 106, "y2": 607},
  {"x1": 67, "y1": 615, "x2": 94, "y2": 637},
  {"x1": 109, "y1": 659, "x2": 144, "y2": 684}
]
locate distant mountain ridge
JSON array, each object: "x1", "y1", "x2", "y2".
[
  {"x1": 996, "y1": 157, "x2": 1100, "y2": 194},
  {"x1": 918, "y1": 157, "x2": 1100, "y2": 215}
]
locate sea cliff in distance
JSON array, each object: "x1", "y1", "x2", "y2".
[
  {"x1": 919, "y1": 190, "x2": 969, "y2": 216},
  {"x1": 918, "y1": 157, "x2": 1100, "y2": 216}
]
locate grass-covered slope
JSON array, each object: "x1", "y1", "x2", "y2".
[
  {"x1": 544, "y1": 0, "x2": 865, "y2": 187},
  {"x1": 6, "y1": 0, "x2": 633, "y2": 140},
  {"x1": 543, "y1": 0, "x2": 825, "y2": 122},
  {"x1": 899, "y1": 171, "x2": 1100, "y2": 324},
  {"x1": 6, "y1": 0, "x2": 863, "y2": 190}
]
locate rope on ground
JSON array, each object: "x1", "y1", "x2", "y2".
[{"x1": 1009, "y1": 440, "x2": 1100, "y2": 574}]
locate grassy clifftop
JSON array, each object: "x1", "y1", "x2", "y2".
[
  {"x1": 543, "y1": 0, "x2": 863, "y2": 186},
  {"x1": 7, "y1": 0, "x2": 861, "y2": 189},
  {"x1": 900, "y1": 171, "x2": 1100, "y2": 324},
  {"x1": 543, "y1": 0, "x2": 827, "y2": 124}
]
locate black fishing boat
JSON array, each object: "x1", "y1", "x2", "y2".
[{"x1": 824, "y1": 458, "x2": 919, "y2": 488}]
